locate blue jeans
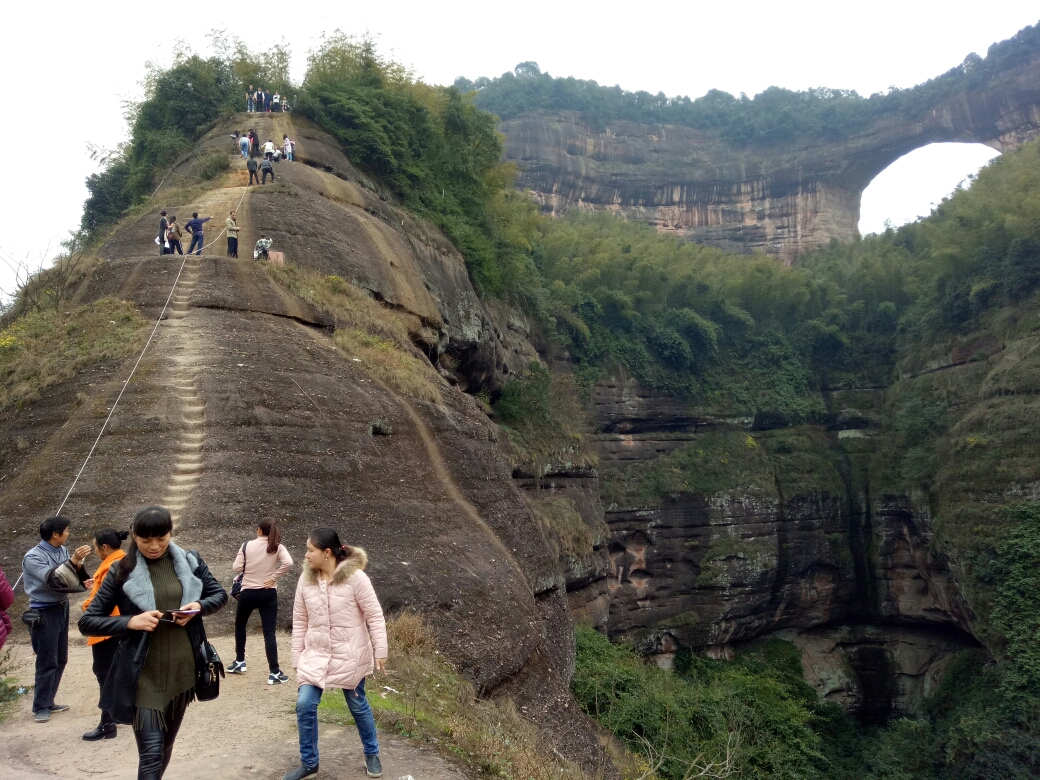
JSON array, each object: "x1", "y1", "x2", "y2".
[
  {"x1": 240, "y1": 140, "x2": 249, "y2": 158},
  {"x1": 247, "y1": 97, "x2": 254, "y2": 112},
  {"x1": 296, "y1": 679, "x2": 379, "y2": 768},
  {"x1": 187, "y1": 233, "x2": 204, "y2": 255}
]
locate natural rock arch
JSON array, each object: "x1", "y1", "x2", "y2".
[{"x1": 498, "y1": 36, "x2": 1040, "y2": 263}]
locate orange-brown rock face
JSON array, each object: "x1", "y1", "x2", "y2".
[{"x1": 498, "y1": 52, "x2": 1040, "y2": 263}]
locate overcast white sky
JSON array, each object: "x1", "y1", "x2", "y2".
[{"x1": 2, "y1": 2, "x2": 1036, "y2": 290}]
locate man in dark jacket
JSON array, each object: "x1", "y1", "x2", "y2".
[
  {"x1": 247, "y1": 156, "x2": 260, "y2": 186},
  {"x1": 184, "y1": 212, "x2": 212, "y2": 256},
  {"x1": 22, "y1": 516, "x2": 90, "y2": 722}
]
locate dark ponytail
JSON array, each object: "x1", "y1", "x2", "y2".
[
  {"x1": 309, "y1": 528, "x2": 350, "y2": 564},
  {"x1": 116, "y1": 506, "x2": 174, "y2": 583},
  {"x1": 259, "y1": 517, "x2": 281, "y2": 554},
  {"x1": 93, "y1": 527, "x2": 129, "y2": 551}
]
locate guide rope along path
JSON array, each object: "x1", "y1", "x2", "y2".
[{"x1": 52, "y1": 189, "x2": 249, "y2": 516}]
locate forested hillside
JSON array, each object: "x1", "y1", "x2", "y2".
[{"x1": 455, "y1": 23, "x2": 1040, "y2": 144}]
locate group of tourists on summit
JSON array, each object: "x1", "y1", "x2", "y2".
[
  {"x1": 2, "y1": 509, "x2": 387, "y2": 780},
  {"x1": 247, "y1": 85, "x2": 293, "y2": 113}
]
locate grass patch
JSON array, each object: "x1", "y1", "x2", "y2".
[
  {"x1": 0, "y1": 297, "x2": 147, "y2": 410},
  {"x1": 494, "y1": 362, "x2": 597, "y2": 474},
  {"x1": 265, "y1": 265, "x2": 444, "y2": 403},
  {"x1": 602, "y1": 430, "x2": 775, "y2": 510},
  {"x1": 319, "y1": 613, "x2": 593, "y2": 780},
  {"x1": 527, "y1": 495, "x2": 605, "y2": 562},
  {"x1": 191, "y1": 150, "x2": 232, "y2": 181},
  {"x1": 334, "y1": 329, "x2": 443, "y2": 404},
  {"x1": 694, "y1": 535, "x2": 778, "y2": 589}
]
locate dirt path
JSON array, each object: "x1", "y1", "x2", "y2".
[{"x1": 0, "y1": 631, "x2": 469, "y2": 780}]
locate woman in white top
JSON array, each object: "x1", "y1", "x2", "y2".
[{"x1": 229, "y1": 518, "x2": 293, "y2": 684}]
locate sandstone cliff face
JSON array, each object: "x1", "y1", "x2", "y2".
[
  {"x1": 531, "y1": 373, "x2": 982, "y2": 720},
  {"x1": 0, "y1": 115, "x2": 600, "y2": 766},
  {"x1": 498, "y1": 55, "x2": 1040, "y2": 263}
]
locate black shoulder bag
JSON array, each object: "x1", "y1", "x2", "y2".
[
  {"x1": 230, "y1": 542, "x2": 247, "y2": 600},
  {"x1": 194, "y1": 617, "x2": 225, "y2": 702}
]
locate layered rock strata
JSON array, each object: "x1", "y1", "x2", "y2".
[{"x1": 499, "y1": 50, "x2": 1040, "y2": 263}]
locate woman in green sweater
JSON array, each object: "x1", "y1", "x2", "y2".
[{"x1": 80, "y1": 507, "x2": 226, "y2": 780}]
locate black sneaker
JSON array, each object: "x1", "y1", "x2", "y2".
[
  {"x1": 282, "y1": 764, "x2": 319, "y2": 780},
  {"x1": 50, "y1": 703, "x2": 70, "y2": 713},
  {"x1": 365, "y1": 754, "x2": 382, "y2": 778}
]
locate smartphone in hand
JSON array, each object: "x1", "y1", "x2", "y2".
[{"x1": 160, "y1": 609, "x2": 200, "y2": 623}]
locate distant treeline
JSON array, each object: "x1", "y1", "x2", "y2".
[{"x1": 455, "y1": 22, "x2": 1039, "y2": 144}]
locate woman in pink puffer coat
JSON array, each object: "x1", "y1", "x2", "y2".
[{"x1": 284, "y1": 529, "x2": 388, "y2": 780}]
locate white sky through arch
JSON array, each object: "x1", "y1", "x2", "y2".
[{"x1": 859, "y1": 144, "x2": 1002, "y2": 235}]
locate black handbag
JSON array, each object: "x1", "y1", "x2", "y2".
[
  {"x1": 230, "y1": 542, "x2": 246, "y2": 600},
  {"x1": 195, "y1": 623, "x2": 225, "y2": 701}
]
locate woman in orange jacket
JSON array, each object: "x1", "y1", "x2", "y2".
[{"x1": 80, "y1": 527, "x2": 129, "y2": 741}]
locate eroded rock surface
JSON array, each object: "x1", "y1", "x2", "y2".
[{"x1": 499, "y1": 49, "x2": 1040, "y2": 262}]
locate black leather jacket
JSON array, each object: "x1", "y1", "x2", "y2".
[{"x1": 78, "y1": 547, "x2": 226, "y2": 724}]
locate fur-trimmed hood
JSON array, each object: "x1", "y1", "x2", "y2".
[
  {"x1": 123, "y1": 543, "x2": 203, "y2": 611},
  {"x1": 302, "y1": 546, "x2": 368, "y2": 586}
]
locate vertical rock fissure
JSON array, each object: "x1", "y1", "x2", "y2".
[{"x1": 835, "y1": 444, "x2": 876, "y2": 618}]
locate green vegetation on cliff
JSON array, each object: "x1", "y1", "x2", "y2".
[
  {"x1": 456, "y1": 22, "x2": 1040, "y2": 144},
  {"x1": 295, "y1": 34, "x2": 539, "y2": 295}
]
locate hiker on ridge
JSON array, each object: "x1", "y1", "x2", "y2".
[
  {"x1": 184, "y1": 212, "x2": 212, "y2": 256},
  {"x1": 281, "y1": 528, "x2": 387, "y2": 780},
  {"x1": 79, "y1": 506, "x2": 227, "y2": 780},
  {"x1": 272, "y1": 93, "x2": 281, "y2": 112},
  {"x1": 79, "y1": 527, "x2": 129, "y2": 742},
  {"x1": 228, "y1": 517, "x2": 293, "y2": 684},
  {"x1": 22, "y1": 516, "x2": 91, "y2": 723},
  {"x1": 254, "y1": 235, "x2": 273, "y2": 260},
  {"x1": 247, "y1": 85, "x2": 255, "y2": 113},
  {"x1": 158, "y1": 210, "x2": 169, "y2": 255},
  {"x1": 247, "y1": 156, "x2": 260, "y2": 186},
  {"x1": 226, "y1": 210, "x2": 241, "y2": 258},
  {"x1": 166, "y1": 217, "x2": 183, "y2": 255},
  {"x1": 260, "y1": 156, "x2": 275, "y2": 185}
]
